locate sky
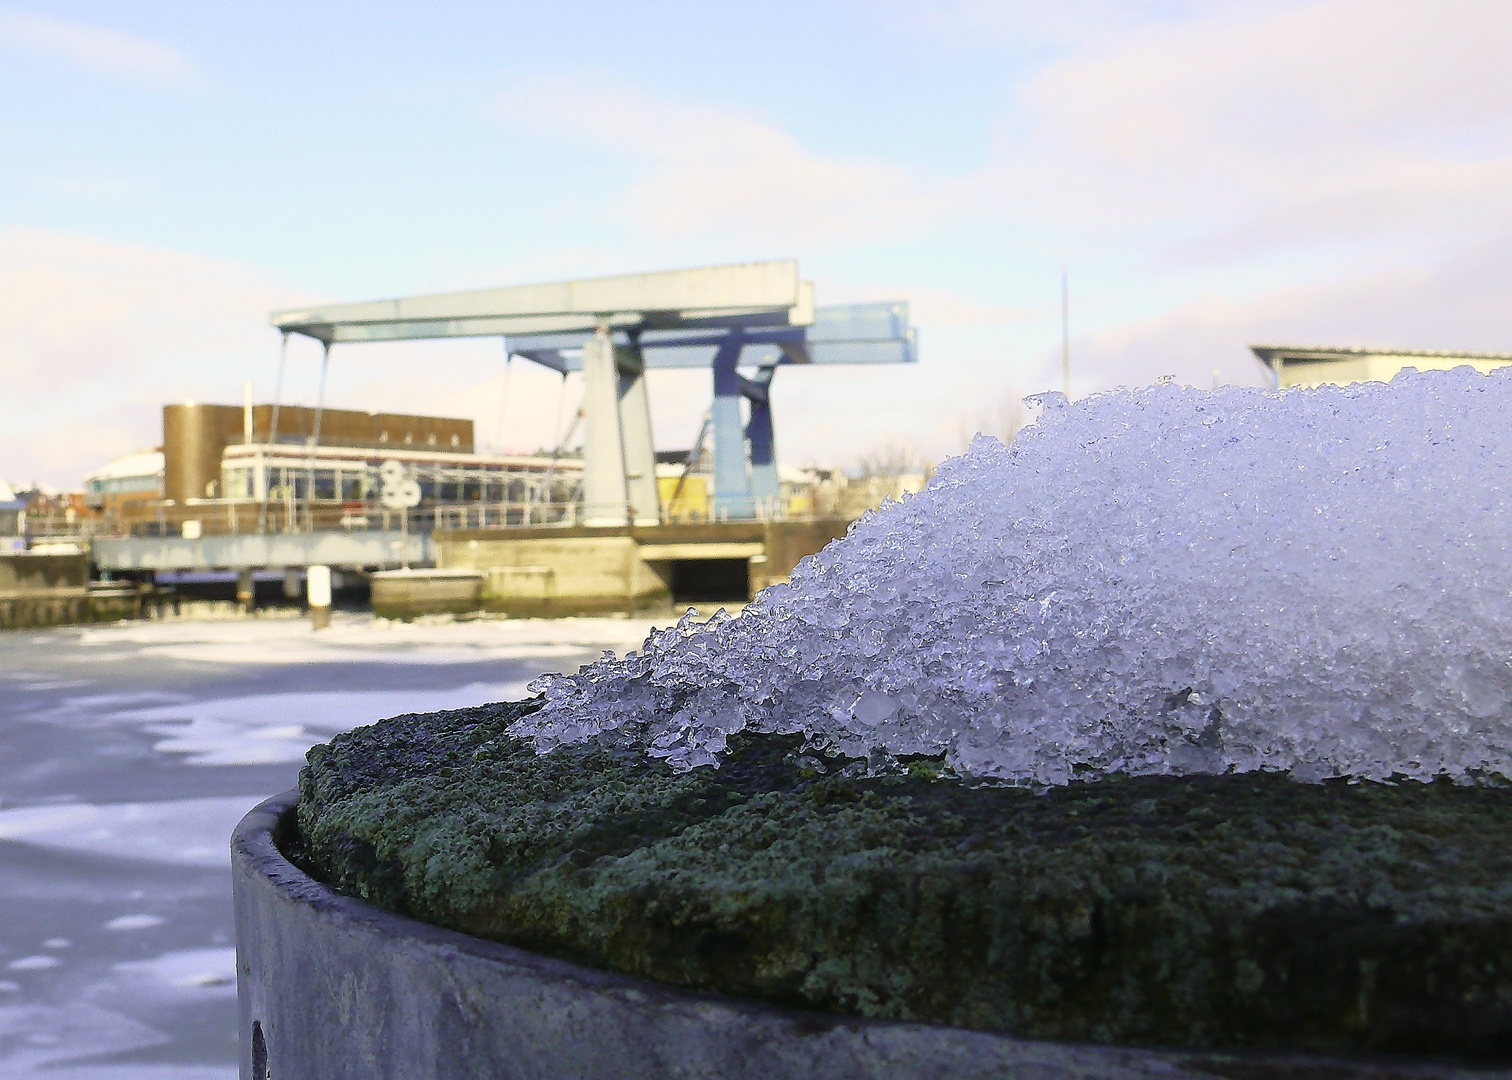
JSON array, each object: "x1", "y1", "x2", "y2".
[{"x1": 3, "y1": 0, "x2": 1511, "y2": 488}]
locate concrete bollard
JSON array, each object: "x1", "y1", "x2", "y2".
[
  {"x1": 236, "y1": 568, "x2": 255, "y2": 613},
  {"x1": 233, "y1": 791, "x2": 1485, "y2": 1080},
  {"x1": 307, "y1": 565, "x2": 331, "y2": 631}
]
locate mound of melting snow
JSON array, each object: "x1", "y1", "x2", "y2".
[{"x1": 518, "y1": 368, "x2": 1512, "y2": 785}]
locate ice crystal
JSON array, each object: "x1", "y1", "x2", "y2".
[{"x1": 517, "y1": 368, "x2": 1512, "y2": 784}]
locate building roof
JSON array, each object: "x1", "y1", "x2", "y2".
[
  {"x1": 220, "y1": 443, "x2": 582, "y2": 469},
  {"x1": 1251, "y1": 344, "x2": 1512, "y2": 367},
  {"x1": 83, "y1": 449, "x2": 165, "y2": 484}
]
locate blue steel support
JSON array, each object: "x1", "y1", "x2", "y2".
[
  {"x1": 742, "y1": 363, "x2": 779, "y2": 511},
  {"x1": 497, "y1": 303, "x2": 916, "y2": 523},
  {"x1": 710, "y1": 330, "x2": 753, "y2": 519}
]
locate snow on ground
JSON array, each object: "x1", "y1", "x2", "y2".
[{"x1": 68, "y1": 612, "x2": 664, "y2": 666}]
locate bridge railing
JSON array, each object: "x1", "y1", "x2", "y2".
[
  {"x1": 23, "y1": 488, "x2": 881, "y2": 546},
  {"x1": 50, "y1": 498, "x2": 588, "y2": 540}
]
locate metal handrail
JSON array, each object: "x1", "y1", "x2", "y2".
[{"x1": 19, "y1": 479, "x2": 906, "y2": 545}]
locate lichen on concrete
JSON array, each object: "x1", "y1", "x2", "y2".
[{"x1": 295, "y1": 701, "x2": 1512, "y2": 1058}]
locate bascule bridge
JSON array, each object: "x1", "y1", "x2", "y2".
[{"x1": 94, "y1": 261, "x2": 918, "y2": 616}]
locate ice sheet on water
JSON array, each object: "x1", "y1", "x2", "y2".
[{"x1": 516, "y1": 368, "x2": 1512, "y2": 784}]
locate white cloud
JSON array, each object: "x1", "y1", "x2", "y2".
[
  {"x1": 15, "y1": 1, "x2": 1512, "y2": 487},
  {"x1": 980, "y1": 0, "x2": 1512, "y2": 248},
  {"x1": 1074, "y1": 230, "x2": 1512, "y2": 392},
  {"x1": 0, "y1": 229, "x2": 299, "y2": 487},
  {"x1": 490, "y1": 77, "x2": 940, "y2": 248},
  {"x1": 897, "y1": 0, "x2": 1512, "y2": 420},
  {"x1": 0, "y1": 9, "x2": 200, "y2": 88},
  {"x1": 486, "y1": 2, "x2": 1512, "y2": 280}
]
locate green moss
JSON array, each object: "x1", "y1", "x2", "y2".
[{"x1": 295, "y1": 701, "x2": 1512, "y2": 1058}]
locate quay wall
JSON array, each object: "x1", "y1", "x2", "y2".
[
  {"x1": 433, "y1": 519, "x2": 854, "y2": 619},
  {"x1": 0, "y1": 552, "x2": 96, "y2": 629}
]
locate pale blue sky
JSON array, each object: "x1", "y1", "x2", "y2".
[{"x1": 4, "y1": 1, "x2": 1510, "y2": 486}]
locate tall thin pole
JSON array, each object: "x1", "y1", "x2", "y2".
[
  {"x1": 268, "y1": 333, "x2": 287, "y2": 449},
  {"x1": 1061, "y1": 267, "x2": 1070, "y2": 399},
  {"x1": 258, "y1": 332, "x2": 289, "y2": 534},
  {"x1": 304, "y1": 342, "x2": 330, "y2": 531},
  {"x1": 493, "y1": 339, "x2": 513, "y2": 453}
]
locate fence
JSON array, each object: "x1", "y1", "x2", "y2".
[
  {"x1": 24, "y1": 497, "x2": 584, "y2": 542},
  {"x1": 19, "y1": 480, "x2": 910, "y2": 546}
]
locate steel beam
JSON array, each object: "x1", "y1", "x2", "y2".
[
  {"x1": 807, "y1": 301, "x2": 910, "y2": 344},
  {"x1": 741, "y1": 366, "x2": 779, "y2": 505},
  {"x1": 272, "y1": 262, "x2": 802, "y2": 338},
  {"x1": 710, "y1": 332, "x2": 752, "y2": 519},
  {"x1": 297, "y1": 313, "x2": 644, "y2": 345},
  {"x1": 502, "y1": 303, "x2": 917, "y2": 372}
]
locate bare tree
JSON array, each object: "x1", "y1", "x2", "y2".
[
  {"x1": 842, "y1": 437, "x2": 933, "y2": 516},
  {"x1": 957, "y1": 390, "x2": 1026, "y2": 451},
  {"x1": 855, "y1": 437, "x2": 926, "y2": 480}
]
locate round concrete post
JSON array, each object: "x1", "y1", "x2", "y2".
[
  {"x1": 307, "y1": 564, "x2": 331, "y2": 630},
  {"x1": 233, "y1": 793, "x2": 1487, "y2": 1080}
]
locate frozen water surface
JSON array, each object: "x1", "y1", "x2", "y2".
[
  {"x1": 0, "y1": 798, "x2": 271, "y2": 869},
  {"x1": 523, "y1": 369, "x2": 1512, "y2": 784},
  {"x1": 0, "y1": 613, "x2": 669, "y2": 1078}
]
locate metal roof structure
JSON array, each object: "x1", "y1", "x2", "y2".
[
  {"x1": 273, "y1": 261, "x2": 813, "y2": 344},
  {"x1": 504, "y1": 300, "x2": 914, "y2": 373},
  {"x1": 271, "y1": 262, "x2": 917, "y2": 524},
  {"x1": 1251, "y1": 344, "x2": 1512, "y2": 390}
]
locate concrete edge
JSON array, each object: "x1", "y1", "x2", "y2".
[
  {"x1": 233, "y1": 790, "x2": 841, "y2": 1010},
  {"x1": 232, "y1": 791, "x2": 1512, "y2": 1080}
]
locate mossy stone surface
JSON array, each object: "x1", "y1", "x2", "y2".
[{"x1": 294, "y1": 700, "x2": 1512, "y2": 1058}]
